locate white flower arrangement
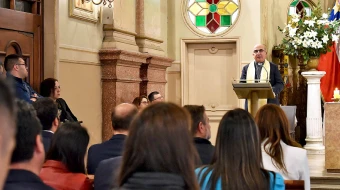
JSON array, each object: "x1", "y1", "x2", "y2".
[{"x1": 278, "y1": 2, "x2": 340, "y2": 61}]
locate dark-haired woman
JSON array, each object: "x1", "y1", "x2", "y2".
[
  {"x1": 117, "y1": 102, "x2": 199, "y2": 190},
  {"x1": 255, "y1": 104, "x2": 310, "y2": 189},
  {"x1": 131, "y1": 95, "x2": 149, "y2": 110},
  {"x1": 196, "y1": 108, "x2": 285, "y2": 190},
  {"x1": 40, "y1": 78, "x2": 78, "y2": 122},
  {"x1": 40, "y1": 122, "x2": 93, "y2": 190}
]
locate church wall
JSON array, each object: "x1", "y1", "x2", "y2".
[
  {"x1": 56, "y1": 1, "x2": 103, "y2": 146},
  {"x1": 166, "y1": 0, "x2": 262, "y2": 105}
]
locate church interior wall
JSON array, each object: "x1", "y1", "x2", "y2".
[{"x1": 45, "y1": 0, "x2": 104, "y2": 146}]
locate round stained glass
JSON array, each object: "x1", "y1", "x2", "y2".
[{"x1": 183, "y1": 0, "x2": 240, "y2": 36}]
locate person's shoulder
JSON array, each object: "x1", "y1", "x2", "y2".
[
  {"x1": 280, "y1": 141, "x2": 307, "y2": 158},
  {"x1": 268, "y1": 172, "x2": 285, "y2": 190}
]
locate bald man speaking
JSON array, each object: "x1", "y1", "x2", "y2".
[{"x1": 240, "y1": 44, "x2": 284, "y2": 110}]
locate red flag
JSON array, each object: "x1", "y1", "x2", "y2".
[{"x1": 318, "y1": 42, "x2": 340, "y2": 102}]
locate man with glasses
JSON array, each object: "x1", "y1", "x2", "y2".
[
  {"x1": 148, "y1": 91, "x2": 164, "y2": 103},
  {"x1": 4, "y1": 54, "x2": 41, "y2": 103},
  {"x1": 240, "y1": 44, "x2": 284, "y2": 109}
]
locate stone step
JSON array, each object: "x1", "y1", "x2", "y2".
[
  {"x1": 311, "y1": 176, "x2": 340, "y2": 185},
  {"x1": 311, "y1": 184, "x2": 340, "y2": 190}
]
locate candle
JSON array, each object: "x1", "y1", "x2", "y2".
[{"x1": 334, "y1": 88, "x2": 340, "y2": 99}]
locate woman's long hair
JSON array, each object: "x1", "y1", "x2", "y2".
[
  {"x1": 118, "y1": 102, "x2": 199, "y2": 190},
  {"x1": 255, "y1": 104, "x2": 301, "y2": 174},
  {"x1": 40, "y1": 78, "x2": 58, "y2": 97},
  {"x1": 46, "y1": 122, "x2": 89, "y2": 173},
  {"x1": 198, "y1": 108, "x2": 271, "y2": 190}
]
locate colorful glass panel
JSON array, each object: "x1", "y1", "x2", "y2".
[
  {"x1": 186, "y1": 0, "x2": 239, "y2": 35},
  {"x1": 196, "y1": 15, "x2": 206, "y2": 26},
  {"x1": 288, "y1": 0, "x2": 313, "y2": 17},
  {"x1": 221, "y1": 15, "x2": 231, "y2": 26}
]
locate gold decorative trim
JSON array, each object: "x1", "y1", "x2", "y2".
[
  {"x1": 181, "y1": 0, "x2": 241, "y2": 37},
  {"x1": 69, "y1": 0, "x2": 99, "y2": 23}
]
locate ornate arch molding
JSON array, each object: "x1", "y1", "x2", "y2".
[
  {"x1": 5, "y1": 40, "x2": 23, "y2": 55},
  {"x1": 181, "y1": 0, "x2": 241, "y2": 37}
]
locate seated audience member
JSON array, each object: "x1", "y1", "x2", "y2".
[
  {"x1": 4, "y1": 100, "x2": 53, "y2": 190},
  {"x1": 117, "y1": 103, "x2": 199, "y2": 189},
  {"x1": 40, "y1": 122, "x2": 93, "y2": 190},
  {"x1": 4, "y1": 54, "x2": 41, "y2": 103},
  {"x1": 255, "y1": 104, "x2": 310, "y2": 190},
  {"x1": 87, "y1": 103, "x2": 138, "y2": 174},
  {"x1": 148, "y1": 91, "x2": 163, "y2": 103},
  {"x1": 40, "y1": 78, "x2": 78, "y2": 122},
  {"x1": 196, "y1": 108, "x2": 285, "y2": 190},
  {"x1": 132, "y1": 95, "x2": 149, "y2": 110},
  {"x1": 0, "y1": 79, "x2": 16, "y2": 189},
  {"x1": 94, "y1": 156, "x2": 122, "y2": 190},
  {"x1": 32, "y1": 98, "x2": 59, "y2": 153},
  {"x1": 184, "y1": 105, "x2": 214, "y2": 165}
]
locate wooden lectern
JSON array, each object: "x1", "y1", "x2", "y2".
[{"x1": 232, "y1": 82, "x2": 275, "y2": 117}]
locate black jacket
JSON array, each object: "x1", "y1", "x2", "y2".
[
  {"x1": 4, "y1": 169, "x2": 54, "y2": 190},
  {"x1": 118, "y1": 172, "x2": 186, "y2": 190},
  {"x1": 194, "y1": 137, "x2": 215, "y2": 165},
  {"x1": 42, "y1": 131, "x2": 53, "y2": 154},
  {"x1": 94, "y1": 156, "x2": 122, "y2": 190},
  {"x1": 87, "y1": 134, "x2": 126, "y2": 174},
  {"x1": 56, "y1": 98, "x2": 78, "y2": 122},
  {"x1": 241, "y1": 62, "x2": 284, "y2": 107}
]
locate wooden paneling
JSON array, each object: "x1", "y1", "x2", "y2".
[{"x1": 0, "y1": 2, "x2": 43, "y2": 91}]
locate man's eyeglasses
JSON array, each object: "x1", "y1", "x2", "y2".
[
  {"x1": 16, "y1": 63, "x2": 28, "y2": 69},
  {"x1": 154, "y1": 96, "x2": 163, "y2": 100},
  {"x1": 253, "y1": 49, "x2": 266, "y2": 54}
]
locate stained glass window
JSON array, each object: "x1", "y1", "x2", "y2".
[
  {"x1": 186, "y1": 0, "x2": 240, "y2": 35},
  {"x1": 288, "y1": 0, "x2": 313, "y2": 17}
]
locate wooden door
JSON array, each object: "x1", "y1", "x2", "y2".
[
  {"x1": 184, "y1": 42, "x2": 239, "y2": 144},
  {"x1": 0, "y1": 0, "x2": 43, "y2": 91}
]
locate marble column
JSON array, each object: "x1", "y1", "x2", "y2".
[{"x1": 302, "y1": 71, "x2": 326, "y2": 154}]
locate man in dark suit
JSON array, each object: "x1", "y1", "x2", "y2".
[
  {"x1": 0, "y1": 79, "x2": 16, "y2": 190},
  {"x1": 94, "y1": 156, "x2": 122, "y2": 190},
  {"x1": 241, "y1": 44, "x2": 284, "y2": 108},
  {"x1": 87, "y1": 103, "x2": 138, "y2": 174},
  {"x1": 4, "y1": 100, "x2": 53, "y2": 190},
  {"x1": 33, "y1": 98, "x2": 59, "y2": 153},
  {"x1": 183, "y1": 105, "x2": 214, "y2": 165},
  {"x1": 4, "y1": 54, "x2": 41, "y2": 103}
]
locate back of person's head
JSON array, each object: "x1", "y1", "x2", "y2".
[
  {"x1": 183, "y1": 105, "x2": 206, "y2": 136},
  {"x1": 0, "y1": 79, "x2": 16, "y2": 189},
  {"x1": 118, "y1": 102, "x2": 199, "y2": 189},
  {"x1": 40, "y1": 78, "x2": 58, "y2": 97},
  {"x1": 11, "y1": 100, "x2": 43, "y2": 164},
  {"x1": 46, "y1": 122, "x2": 89, "y2": 174},
  {"x1": 198, "y1": 108, "x2": 270, "y2": 190},
  {"x1": 255, "y1": 104, "x2": 301, "y2": 174},
  {"x1": 111, "y1": 103, "x2": 138, "y2": 132},
  {"x1": 32, "y1": 98, "x2": 58, "y2": 131},
  {"x1": 148, "y1": 91, "x2": 159, "y2": 102},
  {"x1": 4, "y1": 54, "x2": 21, "y2": 72}
]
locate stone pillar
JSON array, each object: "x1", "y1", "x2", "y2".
[
  {"x1": 99, "y1": 49, "x2": 149, "y2": 141},
  {"x1": 302, "y1": 71, "x2": 326, "y2": 154},
  {"x1": 136, "y1": 0, "x2": 164, "y2": 55},
  {"x1": 141, "y1": 55, "x2": 173, "y2": 98}
]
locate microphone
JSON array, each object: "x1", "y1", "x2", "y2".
[{"x1": 257, "y1": 63, "x2": 269, "y2": 83}]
